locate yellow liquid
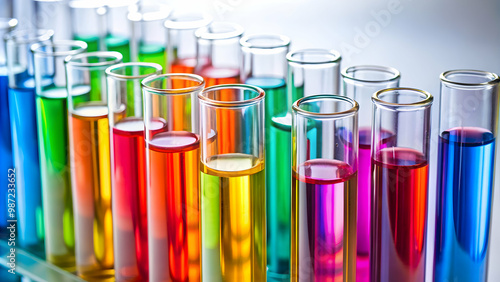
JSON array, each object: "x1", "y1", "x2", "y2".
[
  {"x1": 69, "y1": 103, "x2": 115, "y2": 280},
  {"x1": 201, "y1": 153, "x2": 266, "y2": 282}
]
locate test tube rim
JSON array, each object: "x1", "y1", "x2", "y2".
[
  {"x1": 106, "y1": 62, "x2": 163, "y2": 81},
  {"x1": 240, "y1": 34, "x2": 291, "y2": 49},
  {"x1": 195, "y1": 22, "x2": 244, "y2": 41},
  {"x1": 341, "y1": 65, "x2": 401, "y2": 84},
  {"x1": 141, "y1": 73, "x2": 205, "y2": 95},
  {"x1": 292, "y1": 94, "x2": 359, "y2": 119},
  {"x1": 0, "y1": 18, "x2": 17, "y2": 31},
  {"x1": 31, "y1": 40, "x2": 88, "y2": 57},
  {"x1": 440, "y1": 69, "x2": 500, "y2": 87},
  {"x1": 199, "y1": 84, "x2": 265, "y2": 108},
  {"x1": 286, "y1": 48, "x2": 341, "y2": 65},
  {"x1": 164, "y1": 12, "x2": 213, "y2": 30},
  {"x1": 4, "y1": 29, "x2": 54, "y2": 45},
  {"x1": 372, "y1": 87, "x2": 433, "y2": 110},
  {"x1": 64, "y1": 51, "x2": 123, "y2": 69}
]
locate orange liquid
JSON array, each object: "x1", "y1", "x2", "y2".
[{"x1": 199, "y1": 66, "x2": 241, "y2": 153}]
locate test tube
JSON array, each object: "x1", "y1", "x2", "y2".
[
  {"x1": 199, "y1": 84, "x2": 266, "y2": 281},
  {"x1": 341, "y1": 65, "x2": 400, "y2": 280},
  {"x1": 6, "y1": 28, "x2": 54, "y2": 255},
  {"x1": 195, "y1": 21, "x2": 244, "y2": 86},
  {"x1": 370, "y1": 88, "x2": 433, "y2": 282},
  {"x1": 0, "y1": 17, "x2": 17, "y2": 240},
  {"x1": 165, "y1": 12, "x2": 212, "y2": 73},
  {"x1": 142, "y1": 74, "x2": 204, "y2": 281},
  {"x1": 240, "y1": 33, "x2": 291, "y2": 280},
  {"x1": 65, "y1": 51, "x2": 123, "y2": 280},
  {"x1": 31, "y1": 40, "x2": 87, "y2": 271},
  {"x1": 34, "y1": 0, "x2": 71, "y2": 40},
  {"x1": 433, "y1": 70, "x2": 499, "y2": 282},
  {"x1": 106, "y1": 62, "x2": 162, "y2": 281},
  {"x1": 291, "y1": 95, "x2": 358, "y2": 281},
  {"x1": 128, "y1": 2, "x2": 171, "y2": 68}
]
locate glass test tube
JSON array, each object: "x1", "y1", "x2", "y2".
[
  {"x1": 6, "y1": 28, "x2": 54, "y2": 255},
  {"x1": 32, "y1": 40, "x2": 87, "y2": 271},
  {"x1": 0, "y1": 17, "x2": 17, "y2": 240},
  {"x1": 65, "y1": 51, "x2": 123, "y2": 280},
  {"x1": 341, "y1": 65, "x2": 400, "y2": 281},
  {"x1": 34, "y1": 0, "x2": 72, "y2": 40},
  {"x1": 370, "y1": 88, "x2": 433, "y2": 282},
  {"x1": 165, "y1": 12, "x2": 212, "y2": 74},
  {"x1": 70, "y1": 0, "x2": 134, "y2": 58},
  {"x1": 195, "y1": 21, "x2": 244, "y2": 87},
  {"x1": 240, "y1": 33, "x2": 291, "y2": 280},
  {"x1": 199, "y1": 84, "x2": 266, "y2": 281},
  {"x1": 433, "y1": 70, "x2": 499, "y2": 282},
  {"x1": 106, "y1": 62, "x2": 162, "y2": 281},
  {"x1": 142, "y1": 74, "x2": 204, "y2": 282},
  {"x1": 128, "y1": 2, "x2": 171, "y2": 68},
  {"x1": 291, "y1": 95, "x2": 358, "y2": 282}
]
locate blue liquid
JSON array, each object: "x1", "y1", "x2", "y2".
[
  {"x1": 434, "y1": 127, "x2": 495, "y2": 282},
  {"x1": 0, "y1": 73, "x2": 13, "y2": 238},
  {"x1": 8, "y1": 74, "x2": 44, "y2": 252}
]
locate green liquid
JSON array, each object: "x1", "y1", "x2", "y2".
[
  {"x1": 73, "y1": 34, "x2": 100, "y2": 53},
  {"x1": 138, "y1": 43, "x2": 166, "y2": 69},
  {"x1": 36, "y1": 87, "x2": 76, "y2": 271},
  {"x1": 105, "y1": 35, "x2": 131, "y2": 63},
  {"x1": 246, "y1": 77, "x2": 290, "y2": 279}
]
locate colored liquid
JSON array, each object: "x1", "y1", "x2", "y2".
[
  {"x1": 371, "y1": 148, "x2": 428, "y2": 282},
  {"x1": 199, "y1": 66, "x2": 239, "y2": 87},
  {"x1": 8, "y1": 77, "x2": 45, "y2": 254},
  {"x1": 171, "y1": 57, "x2": 197, "y2": 74},
  {"x1": 106, "y1": 35, "x2": 131, "y2": 62},
  {"x1": 201, "y1": 154, "x2": 266, "y2": 282},
  {"x1": 69, "y1": 103, "x2": 114, "y2": 280},
  {"x1": 112, "y1": 117, "x2": 164, "y2": 281},
  {"x1": 74, "y1": 34, "x2": 100, "y2": 52},
  {"x1": 246, "y1": 77, "x2": 290, "y2": 279},
  {"x1": 290, "y1": 159, "x2": 357, "y2": 282},
  {"x1": 148, "y1": 131, "x2": 201, "y2": 281},
  {"x1": 139, "y1": 44, "x2": 166, "y2": 69},
  {"x1": 0, "y1": 73, "x2": 12, "y2": 238},
  {"x1": 356, "y1": 127, "x2": 394, "y2": 281},
  {"x1": 36, "y1": 87, "x2": 76, "y2": 270},
  {"x1": 433, "y1": 127, "x2": 495, "y2": 282}
]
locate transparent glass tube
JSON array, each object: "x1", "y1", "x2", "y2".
[
  {"x1": 128, "y1": 3, "x2": 171, "y2": 69},
  {"x1": 291, "y1": 95, "x2": 358, "y2": 282},
  {"x1": 142, "y1": 74, "x2": 204, "y2": 281},
  {"x1": 0, "y1": 0, "x2": 13, "y2": 18},
  {"x1": 370, "y1": 88, "x2": 433, "y2": 282},
  {"x1": 165, "y1": 12, "x2": 212, "y2": 73},
  {"x1": 199, "y1": 84, "x2": 266, "y2": 281},
  {"x1": 5, "y1": 28, "x2": 53, "y2": 255},
  {"x1": 287, "y1": 49, "x2": 342, "y2": 103},
  {"x1": 195, "y1": 22, "x2": 244, "y2": 87},
  {"x1": 240, "y1": 33, "x2": 291, "y2": 279},
  {"x1": 31, "y1": 40, "x2": 87, "y2": 271},
  {"x1": 0, "y1": 17, "x2": 17, "y2": 240},
  {"x1": 70, "y1": 0, "x2": 134, "y2": 59},
  {"x1": 65, "y1": 51, "x2": 122, "y2": 280},
  {"x1": 341, "y1": 65, "x2": 400, "y2": 280},
  {"x1": 433, "y1": 70, "x2": 500, "y2": 282},
  {"x1": 106, "y1": 62, "x2": 162, "y2": 281},
  {"x1": 34, "y1": 0, "x2": 72, "y2": 40}
]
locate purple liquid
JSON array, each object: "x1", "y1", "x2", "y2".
[{"x1": 291, "y1": 159, "x2": 357, "y2": 281}]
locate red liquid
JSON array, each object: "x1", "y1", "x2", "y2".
[
  {"x1": 171, "y1": 58, "x2": 197, "y2": 74},
  {"x1": 112, "y1": 117, "x2": 165, "y2": 281},
  {"x1": 371, "y1": 148, "x2": 428, "y2": 282},
  {"x1": 148, "y1": 131, "x2": 201, "y2": 281}
]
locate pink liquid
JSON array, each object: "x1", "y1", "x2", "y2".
[
  {"x1": 112, "y1": 117, "x2": 165, "y2": 281},
  {"x1": 291, "y1": 159, "x2": 357, "y2": 282}
]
